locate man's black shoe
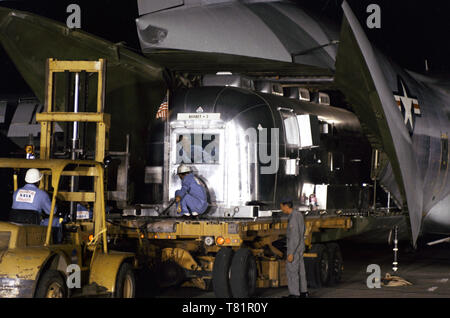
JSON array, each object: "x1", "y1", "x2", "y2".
[{"x1": 299, "y1": 292, "x2": 310, "y2": 298}]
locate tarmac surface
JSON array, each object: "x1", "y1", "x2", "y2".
[{"x1": 151, "y1": 236, "x2": 450, "y2": 298}]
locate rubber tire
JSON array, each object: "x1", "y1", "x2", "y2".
[
  {"x1": 114, "y1": 263, "x2": 136, "y2": 298},
  {"x1": 326, "y1": 242, "x2": 343, "y2": 285},
  {"x1": 305, "y1": 257, "x2": 320, "y2": 289},
  {"x1": 212, "y1": 247, "x2": 234, "y2": 298},
  {"x1": 311, "y1": 244, "x2": 330, "y2": 287},
  {"x1": 35, "y1": 270, "x2": 67, "y2": 298},
  {"x1": 229, "y1": 248, "x2": 257, "y2": 298}
]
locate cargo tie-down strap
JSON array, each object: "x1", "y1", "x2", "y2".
[{"x1": 381, "y1": 273, "x2": 412, "y2": 287}]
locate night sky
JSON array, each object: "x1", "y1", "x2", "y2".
[{"x1": 0, "y1": 0, "x2": 450, "y2": 96}]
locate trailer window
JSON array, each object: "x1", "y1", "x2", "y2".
[
  {"x1": 175, "y1": 133, "x2": 220, "y2": 164},
  {"x1": 280, "y1": 113, "x2": 300, "y2": 147},
  {"x1": 296, "y1": 114, "x2": 320, "y2": 148}
]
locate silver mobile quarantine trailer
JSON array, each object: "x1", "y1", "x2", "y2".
[{"x1": 139, "y1": 85, "x2": 379, "y2": 218}]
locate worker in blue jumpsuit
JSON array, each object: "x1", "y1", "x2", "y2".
[
  {"x1": 11, "y1": 168, "x2": 62, "y2": 242},
  {"x1": 175, "y1": 164, "x2": 208, "y2": 217},
  {"x1": 281, "y1": 197, "x2": 309, "y2": 298},
  {"x1": 76, "y1": 202, "x2": 93, "y2": 220}
]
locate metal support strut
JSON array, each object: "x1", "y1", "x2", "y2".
[
  {"x1": 70, "y1": 72, "x2": 80, "y2": 221},
  {"x1": 392, "y1": 226, "x2": 399, "y2": 272}
]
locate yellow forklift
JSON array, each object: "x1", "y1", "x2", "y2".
[{"x1": 0, "y1": 59, "x2": 137, "y2": 298}]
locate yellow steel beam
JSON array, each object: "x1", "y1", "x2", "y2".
[
  {"x1": 0, "y1": 158, "x2": 99, "y2": 170},
  {"x1": 308, "y1": 217, "x2": 352, "y2": 229},
  {"x1": 45, "y1": 173, "x2": 61, "y2": 246},
  {"x1": 45, "y1": 59, "x2": 54, "y2": 113},
  {"x1": 95, "y1": 121, "x2": 107, "y2": 163},
  {"x1": 39, "y1": 121, "x2": 52, "y2": 160},
  {"x1": 96, "y1": 59, "x2": 106, "y2": 113},
  {"x1": 57, "y1": 191, "x2": 96, "y2": 202},
  {"x1": 60, "y1": 167, "x2": 99, "y2": 177},
  {"x1": 13, "y1": 172, "x2": 18, "y2": 192},
  {"x1": 143, "y1": 216, "x2": 352, "y2": 249},
  {"x1": 36, "y1": 112, "x2": 110, "y2": 126},
  {"x1": 42, "y1": 59, "x2": 53, "y2": 164},
  {"x1": 303, "y1": 253, "x2": 318, "y2": 258},
  {"x1": 48, "y1": 59, "x2": 103, "y2": 73}
]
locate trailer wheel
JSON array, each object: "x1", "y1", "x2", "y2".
[
  {"x1": 212, "y1": 247, "x2": 234, "y2": 298},
  {"x1": 326, "y1": 243, "x2": 343, "y2": 285},
  {"x1": 310, "y1": 244, "x2": 330, "y2": 287},
  {"x1": 114, "y1": 262, "x2": 136, "y2": 298},
  {"x1": 229, "y1": 248, "x2": 257, "y2": 298},
  {"x1": 35, "y1": 270, "x2": 67, "y2": 298}
]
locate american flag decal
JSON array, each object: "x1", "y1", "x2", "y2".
[{"x1": 156, "y1": 94, "x2": 168, "y2": 119}]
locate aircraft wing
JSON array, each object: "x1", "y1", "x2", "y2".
[
  {"x1": 335, "y1": 1, "x2": 423, "y2": 245},
  {"x1": 0, "y1": 6, "x2": 167, "y2": 153}
]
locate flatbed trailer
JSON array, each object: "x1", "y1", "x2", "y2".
[
  {"x1": 102, "y1": 208, "x2": 409, "y2": 297},
  {"x1": 103, "y1": 214, "x2": 353, "y2": 297}
]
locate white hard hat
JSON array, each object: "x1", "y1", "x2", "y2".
[
  {"x1": 25, "y1": 168, "x2": 43, "y2": 184},
  {"x1": 177, "y1": 164, "x2": 191, "y2": 174}
]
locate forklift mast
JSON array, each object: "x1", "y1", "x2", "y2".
[{"x1": 35, "y1": 58, "x2": 110, "y2": 249}]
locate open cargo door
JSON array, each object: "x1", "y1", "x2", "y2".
[{"x1": 335, "y1": 1, "x2": 423, "y2": 245}]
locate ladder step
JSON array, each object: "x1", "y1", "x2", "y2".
[
  {"x1": 58, "y1": 191, "x2": 96, "y2": 202},
  {"x1": 48, "y1": 59, "x2": 104, "y2": 73}
]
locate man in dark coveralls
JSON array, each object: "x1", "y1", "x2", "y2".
[{"x1": 281, "y1": 198, "x2": 309, "y2": 298}]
